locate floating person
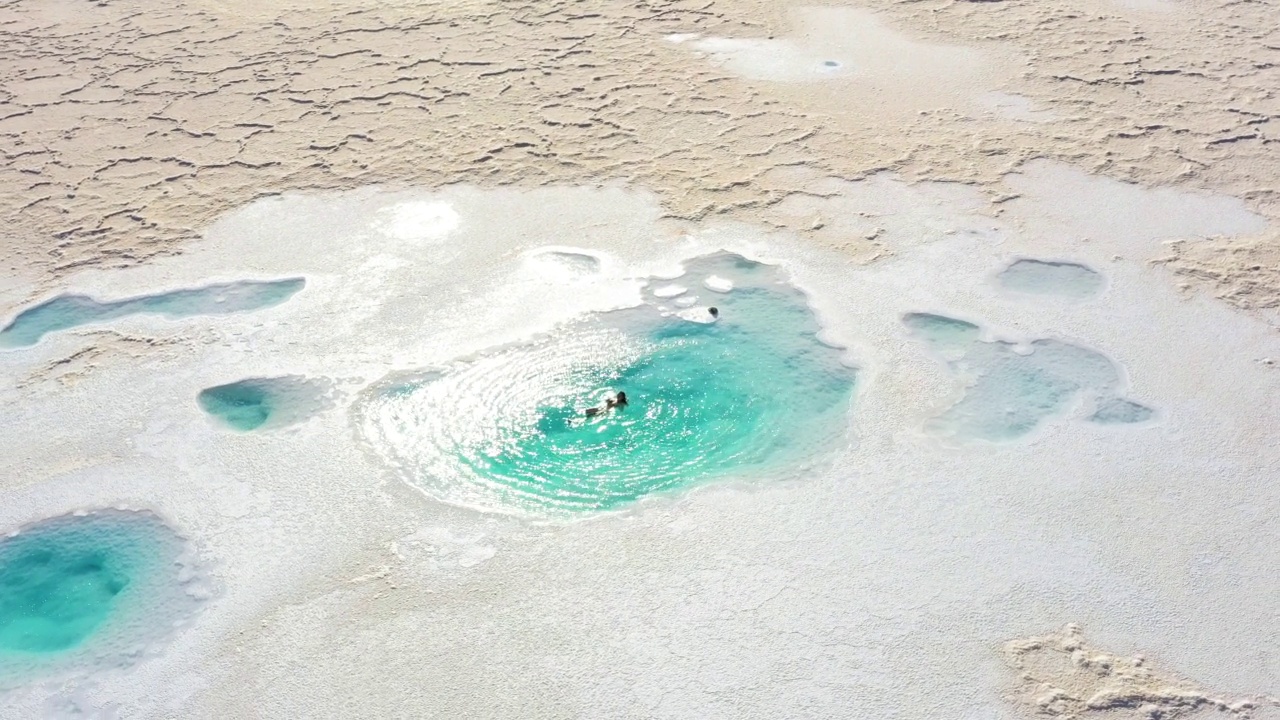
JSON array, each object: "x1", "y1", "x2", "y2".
[
  {"x1": 584, "y1": 391, "x2": 627, "y2": 417},
  {"x1": 708, "y1": 307, "x2": 719, "y2": 318}
]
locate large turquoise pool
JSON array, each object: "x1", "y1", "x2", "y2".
[{"x1": 360, "y1": 253, "x2": 857, "y2": 515}]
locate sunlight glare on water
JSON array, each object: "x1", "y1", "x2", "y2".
[{"x1": 359, "y1": 253, "x2": 857, "y2": 516}]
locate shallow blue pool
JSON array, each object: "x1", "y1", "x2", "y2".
[
  {"x1": 0, "y1": 278, "x2": 305, "y2": 348},
  {"x1": 904, "y1": 312, "x2": 1153, "y2": 441},
  {"x1": 198, "y1": 376, "x2": 330, "y2": 431}
]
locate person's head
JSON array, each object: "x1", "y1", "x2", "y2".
[
  {"x1": 708, "y1": 307, "x2": 719, "y2": 317},
  {"x1": 616, "y1": 391, "x2": 627, "y2": 403}
]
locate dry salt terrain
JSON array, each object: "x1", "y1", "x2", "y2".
[{"x1": 1, "y1": 0, "x2": 1278, "y2": 718}]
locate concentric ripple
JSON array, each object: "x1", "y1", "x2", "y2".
[{"x1": 359, "y1": 253, "x2": 857, "y2": 515}]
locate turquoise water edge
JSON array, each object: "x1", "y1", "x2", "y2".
[{"x1": 362, "y1": 253, "x2": 858, "y2": 515}]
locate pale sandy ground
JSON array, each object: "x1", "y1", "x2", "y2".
[
  {"x1": 1, "y1": 0, "x2": 1279, "y2": 718},
  {"x1": 1, "y1": 0, "x2": 1278, "y2": 311}
]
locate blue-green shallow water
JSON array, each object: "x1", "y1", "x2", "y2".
[
  {"x1": 199, "y1": 382, "x2": 272, "y2": 430},
  {"x1": 361, "y1": 253, "x2": 857, "y2": 515},
  {"x1": 198, "y1": 376, "x2": 330, "y2": 431},
  {"x1": 904, "y1": 312, "x2": 1153, "y2": 442},
  {"x1": 0, "y1": 510, "x2": 203, "y2": 685},
  {"x1": 0, "y1": 277, "x2": 305, "y2": 348}
]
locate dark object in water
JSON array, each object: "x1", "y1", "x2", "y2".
[
  {"x1": 584, "y1": 391, "x2": 627, "y2": 417},
  {"x1": 708, "y1": 307, "x2": 719, "y2": 317}
]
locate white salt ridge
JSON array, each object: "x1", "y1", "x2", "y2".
[
  {"x1": 394, "y1": 527, "x2": 496, "y2": 571},
  {"x1": 525, "y1": 247, "x2": 604, "y2": 279}
]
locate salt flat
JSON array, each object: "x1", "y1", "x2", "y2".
[{"x1": 1, "y1": 0, "x2": 1278, "y2": 718}]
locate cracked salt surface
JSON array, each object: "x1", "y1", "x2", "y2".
[{"x1": 1, "y1": 173, "x2": 1277, "y2": 718}]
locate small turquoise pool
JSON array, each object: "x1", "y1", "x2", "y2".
[
  {"x1": 0, "y1": 510, "x2": 204, "y2": 684},
  {"x1": 0, "y1": 278, "x2": 305, "y2": 348},
  {"x1": 904, "y1": 312, "x2": 1153, "y2": 441},
  {"x1": 361, "y1": 253, "x2": 857, "y2": 515},
  {"x1": 198, "y1": 376, "x2": 330, "y2": 431}
]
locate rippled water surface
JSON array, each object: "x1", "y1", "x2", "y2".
[
  {"x1": 0, "y1": 278, "x2": 304, "y2": 348},
  {"x1": 361, "y1": 254, "x2": 857, "y2": 515}
]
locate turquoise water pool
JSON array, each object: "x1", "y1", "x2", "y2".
[
  {"x1": 198, "y1": 376, "x2": 330, "y2": 431},
  {"x1": 0, "y1": 510, "x2": 202, "y2": 683},
  {"x1": 0, "y1": 278, "x2": 305, "y2": 348},
  {"x1": 200, "y1": 382, "x2": 273, "y2": 430},
  {"x1": 997, "y1": 259, "x2": 1103, "y2": 300},
  {"x1": 905, "y1": 312, "x2": 1152, "y2": 441},
  {"x1": 361, "y1": 253, "x2": 857, "y2": 515}
]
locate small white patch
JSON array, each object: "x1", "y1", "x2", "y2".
[
  {"x1": 685, "y1": 36, "x2": 852, "y2": 83},
  {"x1": 652, "y1": 284, "x2": 687, "y2": 298},
  {"x1": 399, "y1": 527, "x2": 496, "y2": 570},
  {"x1": 674, "y1": 295, "x2": 698, "y2": 307},
  {"x1": 981, "y1": 92, "x2": 1057, "y2": 123},
  {"x1": 665, "y1": 33, "x2": 701, "y2": 44},
  {"x1": 380, "y1": 201, "x2": 460, "y2": 241},
  {"x1": 704, "y1": 275, "x2": 734, "y2": 293},
  {"x1": 1111, "y1": 0, "x2": 1176, "y2": 11}
]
